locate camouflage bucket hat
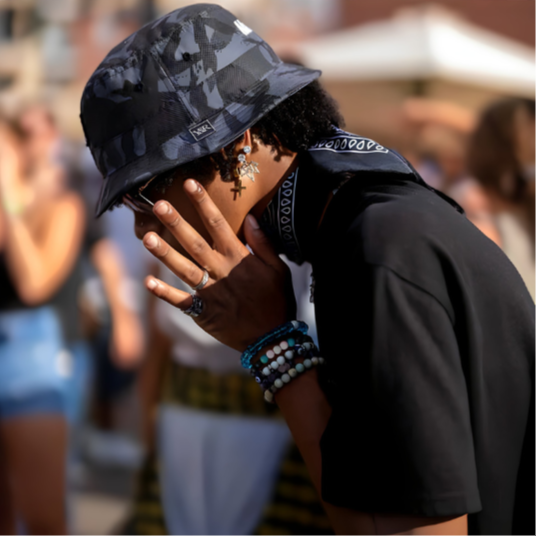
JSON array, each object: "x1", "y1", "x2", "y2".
[{"x1": 80, "y1": 3, "x2": 321, "y2": 216}]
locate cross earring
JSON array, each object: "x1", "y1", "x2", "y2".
[{"x1": 231, "y1": 169, "x2": 247, "y2": 199}]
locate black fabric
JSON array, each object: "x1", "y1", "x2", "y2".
[
  {"x1": 308, "y1": 174, "x2": 535, "y2": 535},
  {"x1": 49, "y1": 255, "x2": 84, "y2": 343},
  {"x1": 0, "y1": 251, "x2": 84, "y2": 341},
  {"x1": 0, "y1": 253, "x2": 25, "y2": 310}
]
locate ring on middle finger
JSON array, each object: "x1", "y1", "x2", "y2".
[{"x1": 192, "y1": 270, "x2": 209, "y2": 291}]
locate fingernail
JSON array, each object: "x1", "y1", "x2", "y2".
[
  {"x1": 184, "y1": 179, "x2": 199, "y2": 194},
  {"x1": 155, "y1": 202, "x2": 169, "y2": 216},
  {"x1": 247, "y1": 214, "x2": 259, "y2": 230},
  {"x1": 147, "y1": 279, "x2": 157, "y2": 290},
  {"x1": 144, "y1": 234, "x2": 158, "y2": 248}
]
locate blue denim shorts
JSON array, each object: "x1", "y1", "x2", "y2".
[
  {"x1": 0, "y1": 306, "x2": 68, "y2": 419},
  {"x1": 0, "y1": 390, "x2": 65, "y2": 419}
]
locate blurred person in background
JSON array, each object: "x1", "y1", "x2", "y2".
[
  {"x1": 76, "y1": 150, "x2": 147, "y2": 470},
  {"x1": 465, "y1": 98, "x2": 535, "y2": 299},
  {"x1": 401, "y1": 98, "x2": 475, "y2": 192},
  {"x1": 13, "y1": 105, "x2": 146, "y2": 491},
  {"x1": 17, "y1": 105, "x2": 93, "y2": 433},
  {"x1": 128, "y1": 261, "x2": 329, "y2": 535},
  {"x1": 0, "y1": 114, "x2": 85, "y2": 534},
  {"x1": 402, "y1": 98, "x2": 502, "y2": 245}
]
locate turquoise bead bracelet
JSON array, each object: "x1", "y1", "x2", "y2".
[
  {"x1": 240, "y1": 320, "x2": 309, "y2": 370},
  {"x1": 247, "y1": 332, "x2": 325, "y2": 403}
]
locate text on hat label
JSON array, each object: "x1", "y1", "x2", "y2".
[{"x1": 189, "y1": 120, "x2": 216, "y2": 141}]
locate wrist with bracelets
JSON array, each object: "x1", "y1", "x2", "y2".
[{"x1": 241, "y1": 321, "x2": 325, "y2": 403}]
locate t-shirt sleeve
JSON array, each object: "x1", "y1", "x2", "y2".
[{"x1": 318, "y1": 264, "x2": 482, "y2": 517}]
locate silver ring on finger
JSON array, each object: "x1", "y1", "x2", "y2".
[
  {"x1": 183, "y1": 294, "x2": 203, "y2": 318},
  {"x1": 192, "y1": 270, "x2": 209, "y2": 291}
]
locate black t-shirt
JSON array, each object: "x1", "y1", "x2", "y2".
[{"x1": 312, "y1": 174, "x2": 535, "y2": 535}]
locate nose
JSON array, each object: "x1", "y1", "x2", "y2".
[{"x1": 134, "y1": 212, "x2": 163, "y2": 240}]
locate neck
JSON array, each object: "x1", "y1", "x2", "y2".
[
  {"x1": 250, "y1": 149, "x2": 299, "y2": 222},
  {"x1": 255, "y1": 150, "x2": 334, "y2": 265}
]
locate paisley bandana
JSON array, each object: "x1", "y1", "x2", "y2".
[
  {"x1": 259, "y1": 168, "x2": 303, "y2": 264},
  {"x1": 259, "y1": 127, "x2": 463, "y2": 267}
]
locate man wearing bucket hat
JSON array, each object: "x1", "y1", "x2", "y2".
[{"x1": 81, "y1": 4, "x2": 534, "y2": 535}]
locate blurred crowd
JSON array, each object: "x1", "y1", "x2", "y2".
[{"x1": 0, "y1": 2, "x2": 534, "y2": 536}]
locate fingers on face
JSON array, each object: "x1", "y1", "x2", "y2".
[
  {"x1": 151, "y1": 198, "x2": 215, "y2": 266},
  {"x1": 183, "y1": 179, "x2": 244, "y2": 255},
  {"x1": 143, "y1": 232, "x2": 211, "y2": 288},
  {"x1": 145, "y1": 276, "x2": 192, "y2": 309}
]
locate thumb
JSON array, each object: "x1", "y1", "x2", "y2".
[{"x1": 244, "y1": 214, "x2": 285, "y2": 271}]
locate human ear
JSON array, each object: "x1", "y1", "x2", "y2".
[
  {"x1": 217, "y1": 130, "x2": 257, "y2": 164},
  {"x1": 232, "y1": 130, "x2": 258, "y2": 157}
]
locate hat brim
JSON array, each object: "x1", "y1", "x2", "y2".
[{"x1": 95, "y1": 62, "x2": 321, "y2": 216}]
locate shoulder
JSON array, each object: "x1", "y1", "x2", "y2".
[
  {"x1": 339, "y1": 178, "x2": 467, "y2": 265},
  {"x1": 317, "y1": 176, "x2": 476, "y2": 315}
]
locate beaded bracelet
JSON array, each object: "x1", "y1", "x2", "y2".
[
  {"x1": 259, "y1": 355, "x2": 324, "y2": 403},
  {"x1": 240, "y1": 320, "x2": 309, "y2": 370},
  {"x1": 249, "y1": 334, "x2": 325, "y2": 403},
  {"x1": 253, "y1": 332, "x2": 310, "y2": 377}
]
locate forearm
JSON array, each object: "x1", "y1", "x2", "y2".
[
  {"x1": 91, "y1": 238, "x2": 146, "y2": 367},
  {"x1": 274, "y1": 369, "x2": 377, "y2": 534},
  {"x1": 4, "y1": 216, "x2": 56, "y2": 303},
  {"x1": 274, "y1": 368, "x2": 330, "y2": 492},
  {"x1": 274, "y1": 370, "x2": 467, "y2": 535},
  {"x1": 91, "y1": 238, "x2": 142, "y2": 330},
  {"x1": 3, "y1": 195, "x2": 84, "y2": 305}
]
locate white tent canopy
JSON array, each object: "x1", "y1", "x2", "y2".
[{"x1": 298, "y1": 6, "x2": 535, "y2": 96}]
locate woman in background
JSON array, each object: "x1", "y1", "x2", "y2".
[
  {"x1": 129, "y1": 261, "x2": 330, "y2": 535},
  {"x1": 466, "y1": 98, "x2": 535, "y2": 299},
  {"x1": 0, "y1": 115, "x2": 85, "y2": 535}
]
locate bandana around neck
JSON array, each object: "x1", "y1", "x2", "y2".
[
  {"x1": 258, "y1": 128, "x2": 384, "y2": 265},
  {"x1": 258, "y1": 127, "x2": 416, "y2": 265},
  {"x1": 259, "y1": 167, "x2": 304, "y2": 264},
  {"x1": 258, "y1": 127, "x2": 464, "y2": 266}
]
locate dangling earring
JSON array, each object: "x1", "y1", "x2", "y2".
[
  {"x1": 238, "y1": 146, "x2": 259, "y2": 182},
  {"x1": 231, "y1": 145, "x2": 259, "y2": 199},
  {"x1": 231, "y1": 168, "x2": 247, "y2": 200}
]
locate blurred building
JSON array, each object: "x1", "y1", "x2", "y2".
[
  {"x1": 0, "y1": 0, "x2": 339, "y2": 138},
  {"x1": 0, "y1": 0, "x2": 533, "y2": 147},
  {"x1": 339, "y1": 0, "x2": 535, "y2": 47},
  {"x1": 297, "y1": 4, "x2": 535, "y2": 146}
]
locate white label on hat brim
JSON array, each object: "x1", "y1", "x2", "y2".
[
  {"x1": 234, "y1": 20, "x2": 253, "y2": 36},
  {"x1": 189, "y1": 119, "x2": 216, "y2": 141}
]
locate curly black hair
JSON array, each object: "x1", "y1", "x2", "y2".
[{"x1": 153, "y1": 80, "x2": 343, "y2": 190}]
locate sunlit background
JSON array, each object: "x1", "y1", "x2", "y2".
[
  {"x1": 1, "y1": 0, "x2": 534, "y2": 141},
  {"x1": 0, "y1": 1, "x2": 533, "y2": 534}
]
